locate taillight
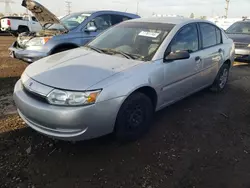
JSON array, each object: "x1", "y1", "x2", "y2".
[{"x1": 7, "y1": 19, "x2": 11, "y2": 26}]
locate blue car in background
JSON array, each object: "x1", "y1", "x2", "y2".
[{"x1": 9, "y1": 0, "x2": 140, "y2": 63}]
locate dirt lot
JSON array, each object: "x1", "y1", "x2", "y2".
[{"x1": 1, "y1": 36, "x2": 250, "y2": 188}]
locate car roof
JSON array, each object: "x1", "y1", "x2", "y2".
[
  {"x1": 126, "y1": 17, "x2": 210, "y2": 25},
  {"x1": 72, "y1": 10, "x2": 139, "y2": 17}
]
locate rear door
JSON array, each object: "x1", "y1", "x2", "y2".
[{"x1": 198, "y1": 22, "x2": 224, "y2": 85}]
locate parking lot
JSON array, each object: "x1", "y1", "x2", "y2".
[{"x1": 1, "y1": 35, "x2": 250, "y2": 188}]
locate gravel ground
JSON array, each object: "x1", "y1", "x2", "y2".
[{"x1": 1, "y1": 36, "x2": 250, "y2": 188}]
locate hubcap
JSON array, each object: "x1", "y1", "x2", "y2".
[
  {"x1": 126, "y1": 104, "x2": 144, "y2": 130},
  {"x1": 219, "y1": 68, "x2": 228, "y2": 89}
]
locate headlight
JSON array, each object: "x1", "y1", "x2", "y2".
[
  {"x1": 248, "y1": 44, "x2": 250, "y2": 48},
  {"x1": 47, "y1": 89, "x2": 102, "y2": 106},
  {"x1": 26, "y1": 37, "x2": 51, "y2": 47}
]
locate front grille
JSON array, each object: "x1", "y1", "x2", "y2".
[
  {"x1": 235, "y1": 42, "x2": 249, "y2": 49},
  {"x1": 23, "y1": 85, "x2": 48, "y2": 103}
]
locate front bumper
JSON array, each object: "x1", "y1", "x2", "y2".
[
  {"x1": 9, "y1": 42, "x2": 48, "y2": 63},
  {"x1": 235, "y1": 48, "x2": 250, "y2": 61},
  {"x1": 13, "y1": 80, "x2": 125, "y2": 141}
]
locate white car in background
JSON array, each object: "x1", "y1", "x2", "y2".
[{"x1": 0, "y1": 15, "x2": 42, "y2": 35}]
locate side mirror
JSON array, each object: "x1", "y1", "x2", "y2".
[
  {"x1": 164, "y1": 51, "x2": 190, "y2": 62},
  {"x1": 85, "y1": 25, "x2": 97, "y2": 32}
]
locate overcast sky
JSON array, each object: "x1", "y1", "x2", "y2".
[{"x1": 1, "y1": 0, "x2": 250, "y2": 18}]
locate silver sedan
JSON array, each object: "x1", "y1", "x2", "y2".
[{"x1": 13, "y1": 17, "x2": 235, "y2": 141}]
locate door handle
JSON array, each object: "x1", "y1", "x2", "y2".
[
  {"x1": 195, "y1": 56, "x2": 201, "y2": 61},
  {"x1": 218, "y1": 48, "x2": 223, "y2": 53}
]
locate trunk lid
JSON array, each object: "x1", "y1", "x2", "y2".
[{"x1": 0, "y1": 18, "x2": 11, "y2": 29}]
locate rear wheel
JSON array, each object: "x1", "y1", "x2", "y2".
[
  {"x1": 115, "y1": 92, "x2": 154, "y2": 142},
  {"x1": 210, "y1": 63, "x2": 230, "y2": 92}
]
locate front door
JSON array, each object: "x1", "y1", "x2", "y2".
[
  {"x1": 160, "y1": 23, "x2": 204, "y2": 106},
  {"x1": 82, "y1": 14, "x2": 113, "y2": 45}
]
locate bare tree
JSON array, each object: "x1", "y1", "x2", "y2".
[{"x1": 190, "y1": 13, "x2": 195, "y2": 19}]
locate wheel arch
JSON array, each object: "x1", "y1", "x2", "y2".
[
  {"x1": 224, "y1": 59, "x2": 232, "y2": 68},
  {"x1": 121, "y1": 85, "x2": 158, "y2": 111},
  {"x1": 18, "y1": 25, "x2": 29, "y2": 31},
  {"x1": 50, "y1": 43, "x2": 79, "y2": 54}
]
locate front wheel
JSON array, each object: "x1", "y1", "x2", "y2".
[
  {"x1": 210, "y1": 64, "x2": 230, "y2": 92},
  {"x1": 115, "y1": 92, "x2": 154, "y2": 142}
]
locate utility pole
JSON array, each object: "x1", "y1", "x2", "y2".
[
  {"x1": 225, "y1": 0, "x2": 230, "y2": 18},
  {"x1": 65, "y1": 1, "x2": 72, "y2": 15},
  {"x1": 0, "y1": 0, "x2": 15, "y2": 15},
  {"x1": 136, "y1": 1, "x2": 139, "y2": 15}
]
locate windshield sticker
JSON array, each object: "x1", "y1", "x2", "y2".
[{"x1": 139, "y1": 31, "x2": 160, "y2": 38}]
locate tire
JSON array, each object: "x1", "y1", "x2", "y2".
[
  {"x1": 210, "y1": 63, "x2": 230, "y2": 92},
  {"x1": 115, "y1": 92, "x2": 154, "y2": 142}
]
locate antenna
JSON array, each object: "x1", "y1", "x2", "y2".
[
  {"x1": 0, "y1": 0, "x2": 15, "y2": 15},
  {"x1": 225, "y1": 0, "x2": 230, "y2": 18},
  {"x1": 65, "y1": 1, "x2": 72, "y2": 15}
]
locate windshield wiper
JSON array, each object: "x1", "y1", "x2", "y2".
[
  {"x1": 85, "y1": 45, "x2": 104, "y2": 53},
  {"x1": 102, "y1": 49, "x2": 136, "y2": 59},
  {"x1": 85, "y1": 46, "x2": 143, "y2": 60}
]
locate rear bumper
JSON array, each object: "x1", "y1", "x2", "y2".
[
  {"x1": 9, "y1": 42, "x2": 48, "y2": 63},
  {"x1": 0, "y1": 27, "x2": 10, "y2": 32},
  {"x1": 235, "y1": 48, "x2": 250, "y2": 61}
]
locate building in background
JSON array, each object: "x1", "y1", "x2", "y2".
[{"x1": 152, "y1": 14, "x2": 184, "y2": 18}]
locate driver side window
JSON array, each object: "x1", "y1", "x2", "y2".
[
  {"x1": 170, "y1": 24, "x2": 199, "y2": 53},
  {"x1": 87, "y1": 15, "x2": 112, "y2": 31}
]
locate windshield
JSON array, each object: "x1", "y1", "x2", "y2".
[
  {"x1": 87, "y1": 22, "x2": 175, "y2": 61},
  {"x1": 226, "y1": 22, "x2": 250, "y2": 35},
  {"x1": 47, "y1": 12, "x2": 90, "y2": 31}
]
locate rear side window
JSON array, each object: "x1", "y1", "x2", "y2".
[
  {"x1": 111, "y1": 15, "x2": 132, "y2": 25},
  {"x1": 216, "y1": 28, "x2": 222, "y2": 44},
  {"x1": 200, "y1": 23, "x2": 217, "y2": 48}
]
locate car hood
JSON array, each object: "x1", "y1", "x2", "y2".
[
  {"x1": 25, "y1": 48, "x2": 142, "y2": 91},
  {"x1": 227, "y1": 33, "x2": 250, "y2": 44},
  {"x1": 22, "y1": 0, "x2": 62, "y2": 28}
]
